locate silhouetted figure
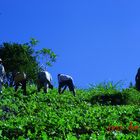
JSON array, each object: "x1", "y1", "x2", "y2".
[
  {"x1": 13, "y1": 72, "x2": 27, "y2": 95},
  {"x1": 0, "y1": 58, "x2": 5, "y2": 93},
  {"x1": 58, "y1": 74, "x2": 76, "y2": 96},
  {"x1": 135, "y1": 68, "x2": 140, "y2": 91},
  {"x1": 37, "y1": 71, "x2": 53, "y2": 93}
]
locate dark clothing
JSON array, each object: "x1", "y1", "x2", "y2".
[
  {"x1": 135, "y1": 68, "x2": 140, "y2": 91},
  {"x1": 58, "y1": 79, "x2": 76, "y2": 96},
  {"x1": 14, "y1": 72, "x2": 27, "y2": 95},
  {"x1": 136, "y1": 74, "x2": 140, "y2": 90}
]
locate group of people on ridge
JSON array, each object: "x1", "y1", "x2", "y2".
[
  {"x1": 1, "y1": 57, "x2": 140, "y2": 95},
  {"x1": 0, "y1": 58, "x2": 76, "y2": 96}
]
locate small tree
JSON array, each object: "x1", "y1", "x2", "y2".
[{"x1": 0, "y1": 38, "x2": 57, "y2": 81}]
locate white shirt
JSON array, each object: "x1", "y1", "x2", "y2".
[
  {"x1": 44, "y1": 71, "x2": 52, "y2": 82},
  {"x1": 38, "y1": 71, "x2": 52, "y2": 82},
  {"x1": 0, "y1": 64, "x2": 5, "y2": 82},
  {"x1": 58, "y1": 74, "x2": 73, "y2": 83}
]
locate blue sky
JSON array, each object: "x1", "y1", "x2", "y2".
[{"x1": 0, "y1": 0, "x2": 140, "y2": 88}]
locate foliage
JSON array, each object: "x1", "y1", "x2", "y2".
[
  {"x1": 0, "y1": 83, "x2": 140, "y2": 139},
  {"x1": 36, "y1": 48, "x2": 57, "y2": 67},
  {"x1": 0, "y1": 38, "x2": 57, "y2": 80}
]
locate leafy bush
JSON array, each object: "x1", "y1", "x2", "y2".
[{"x1": 0, "y1": 83, "x2": 140, "y2": 139}]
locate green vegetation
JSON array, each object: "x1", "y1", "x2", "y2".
[
  {"x1": 0, "y1": 82, "x2": 140, "y2": 140},
  {"x1": 0, "y1": 38, "x2": 57, "y2": 80}
]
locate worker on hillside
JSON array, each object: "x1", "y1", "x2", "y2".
[
  {"x1": 57, "y1": 73, "x2": 76, "y2": 96},
  {"x1": 135, "y1": 67, "x2": 140, "y2": 91},
  {"x1": 0, "y1": 58, "x2": 6, "y2": 93}
]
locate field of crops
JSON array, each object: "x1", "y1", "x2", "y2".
[{"x1": 0, "y1": 82, "x2": 140, "y2": 140}]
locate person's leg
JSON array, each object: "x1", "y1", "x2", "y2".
[
  {"x1": 138, "y1": 81, "x2": 140, "y2": 91},
  {"x1": 37, "y1": 80, "x2": 42, "y2": 92},
  {"x1": 61, "y1": 85, "x2": 67, "y2": 93},
  {"x1": 46, "y1": 79, "x2": 53, "y2": 89},
  {"x1": 15, "y1": 83, "x2": 19, "y2": 92},
  {"x1": 58, "y1": 84, "x2": 62, "y2": 94},
  {"x1": 44, "y1": 82, "x2": 49, "y2": 93},
  {"x1": 67, "y1": 80, "x2": 76, "y2": 96},
  {"x1": 49, "y1": 83, "x2": 53, "y2": 89},
  {"x1": 37, "y1": 86, "x2": 41, "y2": 92},
  {"x1": 58, "y1": 82, "x2": 65, "y2": 94},
  {"x1": 9, "y1": 78, "x2": 13, "y2": 87},
  {"x1": 136, "y1": 79, "x2": 140, "y2": 91},
  {"x1": 22, "y1": 80, "x2": 26, "y2": 95}
]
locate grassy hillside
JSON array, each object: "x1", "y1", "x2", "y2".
[{"x1": 0, "y1": 83, "x2": 140, "y2": 140}]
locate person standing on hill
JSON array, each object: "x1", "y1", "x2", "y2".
[
  {"x1": 0, "y1": 58, "x2": 5, "y2": 93},
  {"x1": 135, "y1": 67, "x2": 140, "y2": 91},
  {"x1": 57, "y1": 73, "x2": 76, "y2": 96}
]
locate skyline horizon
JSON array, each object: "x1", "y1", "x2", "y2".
[{"x1": 0, "y1": 0, "x2": 140, "y2": 89}]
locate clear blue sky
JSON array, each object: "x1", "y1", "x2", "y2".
[{"x1": 0, "y1": 0, "x2": 140, "y2": 88}]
